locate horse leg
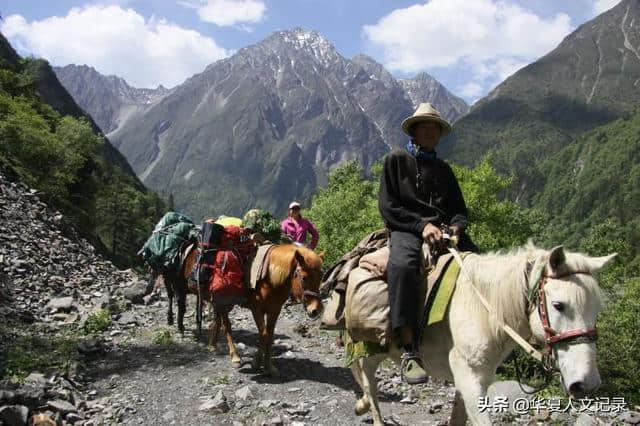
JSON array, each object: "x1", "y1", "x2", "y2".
[
  {"x1": 263, "y1": 308, "x2": 282, "y2": 377},
  {"x1": 220, "y1": 310, "x2": 242, "y2": 368},
  {"x1": 351, "y1": 356, "x2": 371, "y2": 415},
  {"x1": 356, "y1": 354, "x2": 385, "y2": 426},
  {"x1": 208, "y1": 309, "x2": 221, "y2": 351},
  {"x1": 449, "y1": 390, "x2": 468, "y2": 426},
  {"x1": 164, "y1": 275, "x2": 174, "y2": 326},
  {"x1": 176, "y1": 284, "x2": 186, "y2": 335},
  {"x1": 449, "y1": 349, "x2": 492, "y2": 426},
  {"x1": 250, "y1": 306, "x2": 267, "y2": 370}
]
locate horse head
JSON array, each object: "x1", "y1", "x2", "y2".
[
  {"x1": 528, "y1": 245, "x2": 617, "y2": 398},
  {"x1": 292, "y1": 248, "x2": 325, "y2": 319}
]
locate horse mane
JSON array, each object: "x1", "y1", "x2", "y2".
[
  {"x1": 268, "y1": 245, "x2": 322, "y2": 287},
  {"x1": 459, "y1": 241, "x2": 603, "y2": 341}
]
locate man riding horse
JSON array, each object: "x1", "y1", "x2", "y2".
[{"x1": 379, "y1": 103, "x2": 478, "y2": 384}]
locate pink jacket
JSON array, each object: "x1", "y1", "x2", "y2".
[{"x1": 280, "y1": 217, "x2": 319, "y2": 249}]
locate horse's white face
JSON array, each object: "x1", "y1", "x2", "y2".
[{"x1": 528, "y1": 246, "x2": 616, "y2": 398}]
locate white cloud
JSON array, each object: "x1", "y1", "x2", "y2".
[
  {"x1": 181, "y1": 0, "x2": 266, "y2": 27},
  {"x1": 593, "y1": 0, "x2": 620, "y2": 15},
  {"x1": 363, "y1": 0, "x2": 573, "y2": 99},
  {"x1": 0, "y1": 5, "x2": 230, "y2": 88},
  {"x1": 459, "y1": 82, "x2": 484, "y2": 99}
]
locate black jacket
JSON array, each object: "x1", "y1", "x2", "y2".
[{"x1": 379, "y1": 148, "x2": 468, "y2": 236}]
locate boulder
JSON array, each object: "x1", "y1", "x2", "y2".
[{"x1": 0, "y1": 404, "x2": 29, "y2": 426}]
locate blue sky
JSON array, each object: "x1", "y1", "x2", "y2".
[{"x1": 0, "y1": 0, "x2": 621, "y2": 103}]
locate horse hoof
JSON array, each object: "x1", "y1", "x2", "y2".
[
  {"x1": 355, "y1": 398, "x2": 370, "y2": 416},
  {"x1": 251, "y1": 354, "x2": 262, "y2": 370},
  {"x1": 167, "y1": 318, "x2": 174, "y2": 326},
  {"x1": 231, "y1": 360, "x2": 242, "y2": 369},
  {"x1": 265, "y1": 365, "x2": 280, "y2": 377},
  {"x1": 208, "y1": 346, "x2": 218, "y2": 353}
]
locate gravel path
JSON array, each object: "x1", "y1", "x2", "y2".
[{"x1": 80, "y1": 296, "x2": 454, "y2": 426}]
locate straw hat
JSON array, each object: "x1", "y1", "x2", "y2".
[{"x1": 401, "y1": 103, "x2": 452, "y2": 138}]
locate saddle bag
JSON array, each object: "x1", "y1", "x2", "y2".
[
  {"x1": 207, "y1": 225, "x2": 256, "y2": 308},
  {"x1": 344, "y1": 266, "x2": 391, "y2": 345},
  {"x1": 210, "y1": 249, "x2": 246, "y2": 308},
  {"x1": 320, "y1": 288, "x2": 346, "y2": 330},
  {"x1": 196, "y1": 220, "x2": 225, "y2": 286},
  {"x1": 202, "y1": 220, "x2": 224, "y2": 247}
]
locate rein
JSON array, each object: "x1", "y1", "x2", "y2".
[{"x1": 448, "y1": 249, "x2": 548, "y2": 364}]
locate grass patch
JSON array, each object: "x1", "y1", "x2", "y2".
[
  {"x1": 1, "y1": 331, "x2": 79, "y2": 380},
  {"x1": 152, "y1": 328, "x2": 173, "y2": 345},
  {"x1": 202, "y1": 374, "x2": 230, "y2": 385},
  {"x1": 83, "y1": 309, "x2": 112, "y2": 335}
]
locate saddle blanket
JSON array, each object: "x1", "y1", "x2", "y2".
[{"x1": 249, "y1": 244, "x2": 275, "y2": 290}]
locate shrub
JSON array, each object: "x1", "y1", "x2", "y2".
[
  {"x1": 83, "y1": 309, "x2": 112, "y2": 335},
  {"x1": 152, "y1": 328, "x2": 173, "y2": 345}
]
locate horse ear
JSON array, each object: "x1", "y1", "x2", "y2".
[
  {"x1": 317, "y1": 250, "x2": 325, "y2": 260},
  {"x1": 294, "y1": 249, "x2": 306, "y2": 267},
  {"x1": 587, "y1": 252, "x2": 618, "y2": 272},
  {"x1": 548, "y1": 245, "x2": 566, "y2": 273}
]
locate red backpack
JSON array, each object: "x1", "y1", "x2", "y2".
[{"x1": 208, "y1": 226, "x2": 256, "y2": 307}]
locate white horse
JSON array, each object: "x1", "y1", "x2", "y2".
[{"x1": 347, "y1": 243, "x2": 617, "y2": 426}]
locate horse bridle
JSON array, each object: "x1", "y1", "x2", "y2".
[
  {"x1": 293, "y1": 266, "x2": 320, "y2": 303},
  {"x1": 527, "y1": 267, "x2": 598, "y2": 357}
]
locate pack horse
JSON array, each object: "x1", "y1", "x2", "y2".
[
  {"x1": 151, "y1": 221, "x2": 324, "y2": 375},
  {"x1": 346, "y1": 244, "x2": 616, "y2": 426}
]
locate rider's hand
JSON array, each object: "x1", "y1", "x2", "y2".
[{"x1": 421, "y1": 223, "x2": 442, "y2": 244}]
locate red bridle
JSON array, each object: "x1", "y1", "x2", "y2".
[
  {"x1": 293, "y1": 266, "x2": 320, "y2": 303},
  {"x1": 533, "y1": 270, "x2": 598, "y2": 355}
]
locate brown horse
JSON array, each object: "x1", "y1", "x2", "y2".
[
  {"x1": 151, "y1": 243, "x2": 324, "y2": 374},
  {"x1": 246, "y1": 244, "x2": 324, "y2": 375}
]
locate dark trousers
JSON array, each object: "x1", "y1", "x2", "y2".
[
  {"x1": 387, "y1": 231, "x2": 423, "y2": 332},
  {"x1": 387, "y1": 230, "x2": 478, "y2": 333}
]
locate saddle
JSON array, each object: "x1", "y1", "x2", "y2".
[{"x1": 323, "y1": 243, "x2": 467, "y2": 346}]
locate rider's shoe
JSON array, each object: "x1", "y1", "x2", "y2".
[{"x1": 401, "y1": 352, "x2": 428, "y2": 384}]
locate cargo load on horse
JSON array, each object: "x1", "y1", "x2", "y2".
[
  {"x1": 197, "y1": 224, "x2": 256, "y2": 308},
  {"x1": 139, "y1": 212, "x2": 196, "y2": 271},
  {"x1": 242, "y1": 209, "x2": 282, "y2": 244},
  {"x1": 321, "y1": 228, "x2": 466, "y2": 347}
]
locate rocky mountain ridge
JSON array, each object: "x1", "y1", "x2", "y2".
[
  {"x1": 54, "y1": 28, "x2": 468, "y2": 219},
  {"x1": 53, "y1": 64, "x2": 172, "y2": 134}
]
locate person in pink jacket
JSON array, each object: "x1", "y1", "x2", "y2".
[{"x1": 280, "y1": 201, "x2": 319, "y2": 249}]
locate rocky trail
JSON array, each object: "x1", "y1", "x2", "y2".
[{"x1": 1, "y1": 171, "x2": 639, "y2": 426}]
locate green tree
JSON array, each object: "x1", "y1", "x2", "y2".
[
  {"x1": 306, "y1": 161, "x2": 383, "y2": 268},
  {"x1": 454, "y1": 157, "x2": 545, "y2": 251}
]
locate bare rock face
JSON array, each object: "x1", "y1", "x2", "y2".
[
  {"x1": 53, "y1": 65, "x2": 171, "y2": 135},
  {"x1": 398, "y1": 72, "x2": 469, "y2": 123},
  {"x1": 55, "y1": 28, "x2": 468, "y2": 219}
]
